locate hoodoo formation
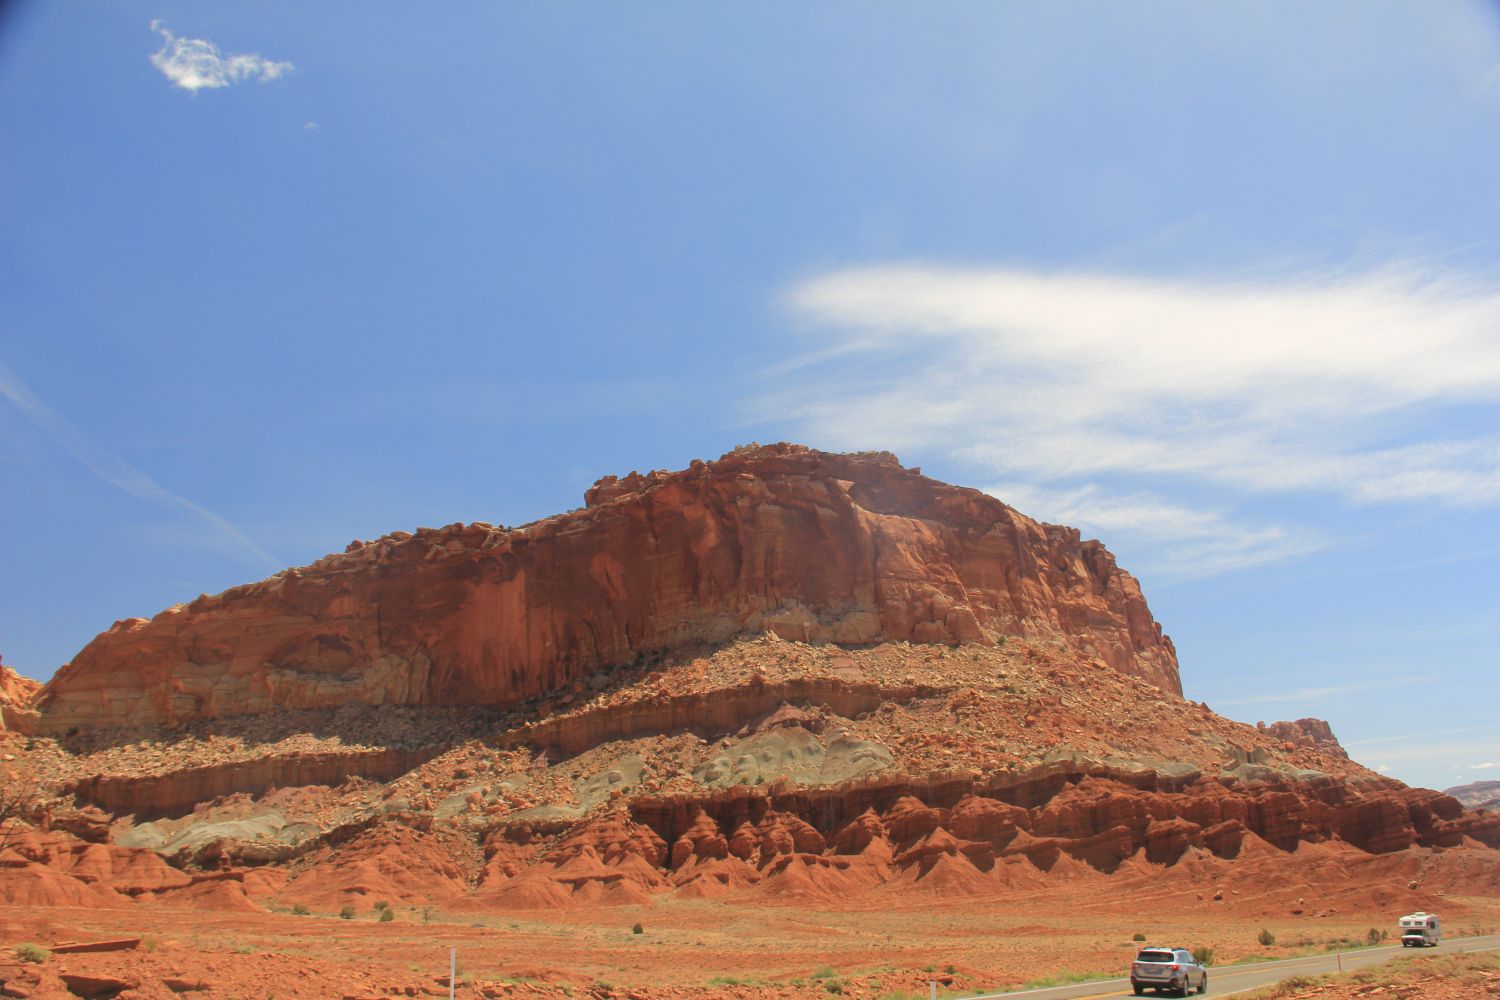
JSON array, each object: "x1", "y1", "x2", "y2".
[
  {"x1": 15, "y1": 443, "x2": 1178, "y2": 734},
  {"x1": 1, "y1": 445, "x2": 1498, "y2": 998}
]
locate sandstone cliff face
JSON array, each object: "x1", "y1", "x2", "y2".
[
  {"x1": 0, "y1": 658, "x2": 40, "y2": 731},
  {"x1": 25, "y1": 444, "x2": 1177, "y2": 733}
]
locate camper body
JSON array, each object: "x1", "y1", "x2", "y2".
[{"x1": 1398, "y1": 912, "x2": 1441, "y2": 947}]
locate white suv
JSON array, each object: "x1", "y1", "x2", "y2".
[{"x1": 1130, "y1": 947, "x2": 1207, "y2": 996}]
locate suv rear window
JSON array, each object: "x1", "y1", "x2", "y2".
[{"x1": 1137, "y1": 951, "x2": 1174, "y2": 963}]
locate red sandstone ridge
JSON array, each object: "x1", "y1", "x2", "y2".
[{"x1": 22, "y1": 445, "x2": 1176, "y2": 733}]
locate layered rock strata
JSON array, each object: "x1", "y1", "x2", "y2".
[{"x1": 24, "y1": 444, "x2": 1178, "y2": 733}]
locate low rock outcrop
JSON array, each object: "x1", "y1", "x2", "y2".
[
  {"x1": 0, "y1": 657, "x2": 39, "y2": 730},
  {"x1": 1261, "y1": 718, "x2": 1349, "y2": 759}
]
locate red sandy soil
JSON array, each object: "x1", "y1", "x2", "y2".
[
  {"x1": 1239, "y1": 948, "x2": 1500, "y2": 998},
  {"x1": 2, "y1": 851, "x2": 1499, "y2": 999}
]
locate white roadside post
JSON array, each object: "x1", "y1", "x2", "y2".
[
  {"x1": 450, "y1": 947, "x2": 457, "y2": 1000},
  {"x1": 929, "y1": 980, "x2": 937, "y2": 1000}
]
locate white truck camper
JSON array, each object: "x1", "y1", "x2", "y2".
[{"x1": 1398, "y1": 912, "x2": 1441, "y2": 947}]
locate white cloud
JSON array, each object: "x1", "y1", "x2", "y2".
[
  {"x1": 0, "y1": 358, "x2": 280, "y2": 571},
  {"x1": 1217, "y1": 676, "x2": 1418, "y2": 707},
  {"x1": 1346, "y1": 727, "x2": 1489, "y2": 749},
  {"x1": 765, "y1": 264, "x2": 1500, "y2": 576},
  {"x1": 983, "y1": 481, "x2": 1320, "y2": 580},
  {"x1": 1473, "y1": 761, "x2": 1500, "y2": 770},
  {"x1": 1377, "y1": 764, "x2": 1393, "y2": 774},
  {"x1": 149, "y1": 20, "x2": 292, "y2": 92},
  {"x1": 1332, "y1": 736, "x2": 1500, "y2": 777}
]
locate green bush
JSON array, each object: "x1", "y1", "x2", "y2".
[
  {"x1": 1133, "y1": 932, "x2": 1147, "y2": 942},
  {"x1": 373, "y1": 899, "x2": 390, "y2": 911},
  {"x1": 811, "y1": 967, "x2": 837, "y2": 980},
  {"x1": 824, "y1": 981, "x2": 845, "y2": 996},
  {"x1": 379, "y1": 908, "x2": 395, "y2": 922},
  {"x1": 1366, "y1": 928, "x2": 1383, "y2": 945},
  {"x1": 1258, "y1": 928, "x2": 1276, "y2": 947},
  {"x1": 1191, "y1": 946, "x2": 1213, "y2": 966},
  {"x1": 632, "y1": 923, "x2": 644, "y2": 935},
  {"x1": 291, "y1": 903, "x2": 310, "y2": 916},
  {"x1": 14, "y1": 943, "x2": 48, "y2": 964},
  {"x1": 340, "y1": 905, "x2": 356, "y2": 920},
  {"x1": 944, "y1": 964, "x2": 957, "y2": 975}
]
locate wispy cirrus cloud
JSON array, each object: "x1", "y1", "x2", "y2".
[
  {"x1": 149, "y1": 20, "x2": 292, "y2": 92},
  {"x1": 763, "y1": 264, "x2": 1500, "y2": 578},
  {"x1": 0, "y1": 359, "x2": 279, "y2": 571},
  {"x1": 981, "y1": 481, "x2": 1321, "y2": 580},
  {"x1": 1216, "y1": 676, "x2": 1419, "y2": 707}
]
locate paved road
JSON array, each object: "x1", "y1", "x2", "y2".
[{"x1": 956, "y1": 934, "x2": 1500, "y2": 1000}]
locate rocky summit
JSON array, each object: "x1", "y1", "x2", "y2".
[
  {"x1": 1, "y1": 445, "x2": 1498, "y2": 999},
  {"x1": 14, "y1": 443, "x2": 1178, "y2": 734}
]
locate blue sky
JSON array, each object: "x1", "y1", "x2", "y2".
[{"x1": 2, "y1": 2, "x2": 1497, "y2": 791}]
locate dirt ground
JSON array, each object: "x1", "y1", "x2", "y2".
[
  {"x1": 4, "y1": 884, "x2": 1499, "y2": 999},
  {"x1": 1238, "y1": 948, "x2": 1500, "y2": 998}
]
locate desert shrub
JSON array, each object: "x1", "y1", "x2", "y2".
[
  {"x1": 1191, "y1": 946, "x2": 1213, "y2": 966},
  {"x1": 923, "y1": 964, "x2": 936, "y2": 973},
  {"x1": 632, "y1": 922, "x2": 643, "y2": 935},
  {"x1": 14, "y1": 943, "x2": 48, "y2": 964},
  {"x1": 1366, "y1": 928, "x2": 1383, "y2": 944},
  {"x1": 1133, "y1": 932, "x2": 1147, "y2": 942},
  {"x1": 340, "y1": 905, "x2": 356, "y2": 920},
  {"x1": 379, "y1": 908, "x2": 395, "y2": 922},
  {"x1": 373, "y1": 899, "x2": 390, "y2": 911},
  {"x1": 824, "y1": 981, "x2": 844, "y2": 996},
  {"x1": 291, "y1": 903, "x2": 310, "y2": 916},
  {"x1": 944, "y1": 964, "x2": 957, "y2": 975},
  {"x1": 142, "y1": 935, "x2": 159, "y2": 953},
  {"x1": 1258, "y1": 928, "x2": 1276, "y2": 947},
  {"x1": 811, "y1": 967, "x2": 837, "y2": 980}
]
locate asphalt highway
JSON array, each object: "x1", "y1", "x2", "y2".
[{"x1": 957, "y1": 934, "x2": 1500, "y2": 1000}]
